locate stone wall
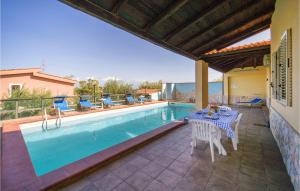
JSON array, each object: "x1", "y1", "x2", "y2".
[{"x1": 270, "y1": 107, "x2": 300, "y2": 191}]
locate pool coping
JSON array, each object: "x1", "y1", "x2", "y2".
[{"x1": 1, "y1": 102, "x2": 187, "y2": 191}]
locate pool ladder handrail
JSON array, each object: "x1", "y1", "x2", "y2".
[
  {"x1": 42, "y1": 108, "x2": 48, "y2": 130},
  {"x1": 42, "y1": 108, "x2": 62, "y2": 131},
  {"x1": 55, "y1": 109, "x2": 62, "y2": 128}
]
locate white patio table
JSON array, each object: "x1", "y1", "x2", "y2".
[{"x1": 188, "y1": 109, "x2": 239, "y2": 151}]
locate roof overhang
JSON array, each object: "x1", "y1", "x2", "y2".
[
  {"x1": 0, "y1": 68, "x2": 77, "y2": 84},
  {"x1": 201, "y1": 41, "x2": 270, "y2": 72},
  {"x1": 60, "y1": 0, "x2": 275, "y2": 72}
]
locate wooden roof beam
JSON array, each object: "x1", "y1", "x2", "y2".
[
  {"x1": 163, "y1": 0, "x2": 228, "y2": 41},
  {"x1": 221, "y1": 59, "x2": 250, "y2": 72},
  {"x1": 62, "y1": 0, "x2": 197, "y2": 60},
  {"x1": 207, "y1": 63, "x2": 226, "y2": 73},
  {"x1": 177, "y1": 0, "x2": 259, "y2": 47},
  {"x1": 204, "y1": 57, "x2": 236, "y2": 64},
  {"x1": 111, "y1": 0, "x2": 128, "y2": 14},
  {"x1": 217, "y1": 57, "x2": 249, "y2": 68},
  {"x1": 203, "y1": 52, "x2": 269, "y2": 62},
  {"x1": 192, "y1": 13, "x2": 272, "y2": 56},
  {"x1": 143, "y1": 0, "x2": 189, "y2": 31}
]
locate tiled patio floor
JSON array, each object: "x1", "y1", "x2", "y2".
[{"x1": 61, "y1": 107, "x2": 294, "y2": 191}]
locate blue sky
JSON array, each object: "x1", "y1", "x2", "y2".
[{"x1": 1, "y1": 0, "x2": 270, "y2": 84}]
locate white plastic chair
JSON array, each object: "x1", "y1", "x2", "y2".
[
  {"x1": 189, "y1": 119, "x2": 227, "y2": 162},
  {"x1": 218, "y1": 105, "x2": 232, "y2": 111},
  {"x1": 234, "y1": 113, "x2": 243, "y2": 145}
]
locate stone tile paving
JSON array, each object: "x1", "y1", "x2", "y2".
[{"x1": 61, "y1": 108, "x2": 294, "y2": 191}]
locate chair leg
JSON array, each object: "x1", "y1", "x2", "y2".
[
  {"x1": 232, "y1": 137, "x2": 238, "y2": 151},
  {"x1": 217, "y1": 139, "x2": 227, "y2": 156},
  {"x1": 235, "y1": 128, "x2": 239, "y2": 144},
  {"x1": 190, "y1": 139, "x2": 195, "y2": 155},
  {"x1": 209, "y1": 138, "x2": 215, "y2": 162},
  {"x1": 213, "y1": 139, "x2": 221, "y2": 155}
]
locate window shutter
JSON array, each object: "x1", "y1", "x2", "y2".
[
  {"x1": 278, "y1": 31, "x2": 288, "y2": 104},
  {"x1": 271, "y1": 52, "x2": 277, "y2": 98},
  {"x1": 287, "y1": 29, "x2": 292, "y2": 106}
]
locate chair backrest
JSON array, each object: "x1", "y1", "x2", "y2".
[
  {"x1": 235, "y1": 113, "x2": 243, "y2": 128},
  {"x1": 54, "y1": 100, "x2": 69, "y2": 111},
  {"x1": 127, "y1": 96, "x2": 135, "y2": 103},
  {"x1": 218, "y1": 105, "x2": 232, "y2": 111},
  {"x1": 189, "y1": 119, "x2": 219, "y2": 141}
]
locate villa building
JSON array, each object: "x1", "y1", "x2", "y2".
[
  {"x1": 2, "y1": 0, "x2": 300, "y2": 191},
  {"x1": 0, "y1": 68, "x2": 76, "y2": 98},
  {"x1": 136, "y1": 88, "x2": 161, "y2": 101}
]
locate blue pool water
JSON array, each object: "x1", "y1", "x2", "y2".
[{"x1": 21, "y1": 103, "x2": 196, "y2": 176}]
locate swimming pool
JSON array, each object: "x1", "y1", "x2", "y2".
[{"x1": 20, "y1": 102, "x2": 195, "y2": 176}]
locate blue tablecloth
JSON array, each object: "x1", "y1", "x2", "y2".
[{"x1": 188, "y1": 110, "x2": 239, "y2": 138}]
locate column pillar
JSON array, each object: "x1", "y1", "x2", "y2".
[
  {"x1": 223, "y1": 74, "x2": 229, "y2": 105},
  {"x1": 195, "y1": 60, "x2": 208, "y2": 109}
]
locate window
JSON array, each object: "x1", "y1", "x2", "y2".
[
  {"x1": 9, "y1": 84, "x2": 22, "y2": 96},
  {"x1": 271, "y1": 29, "x2": 292, "y2": 106}
]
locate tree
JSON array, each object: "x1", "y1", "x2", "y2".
[
  {"x1": 74, "y1": 79, "x2": 102, "y2": 98},
  {"x1": 139, "y1": 80, "x2": 162, "y2": 89},
  {"x1": 103, "y1": 79, "x2": 133, "y2": 94}
]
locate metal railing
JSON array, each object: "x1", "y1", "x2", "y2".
[{"x1": 0, "y1": 93, "x2": 146, "y2": 121}]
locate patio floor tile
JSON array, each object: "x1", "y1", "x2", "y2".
[
  {"x1": 156, "y1": 169, "x2": 183, "y2": 188},
  {"x1": 167, "y1": 160, "x2": 192, "y2": 176},
  {"x1": 144, "y1": 180, "x2": 172, "y2": 191},
  {"x1": 93, "y1": 173, "x2": 123, "y2": 191},
  {"x1": 125, "y1": 171, "x2": 153, "y2": 191},
  {"x1": 112, "y1": 162, "x2": 138, "y2": 180},
  {"x1": 61, "y1": 107, "x2": 294, "y2": 191},
  {"x1": 112, "y1": 182, "x2": 135, "y2": 191},
  {"x1": 141, "y1": 161, "x2": 166, "y2": 178}
]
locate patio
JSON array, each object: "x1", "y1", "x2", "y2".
[{"x1": 61, "y1": 107, "x2": 293, "y2": 191}]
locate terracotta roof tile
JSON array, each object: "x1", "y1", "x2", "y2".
[
  {"x1": 205, "y1": 40, "x2": 271, "y2": 55},
  {"x1": 136, "y1": 89, "x2": 161, "y2": 94}
]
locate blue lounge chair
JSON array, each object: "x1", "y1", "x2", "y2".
[
  {"x1": 79, "y1": 95, "x2": 99, "y2": 110},
  {"x1": 102, "y1": 94, "x2": 119, "y2": 107},
  {"x1": 238, "y1": 97, "x2": 264, "y2": 106},
  {"x1": 126, "y1": 94, "x2": 138, "y2": 104},
  {"x1": 53, "y1": 96, "x2": 74, "y2": 112}
]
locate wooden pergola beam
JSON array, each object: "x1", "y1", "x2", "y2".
[
  {"x1": 177, "y1": 0, "x2": 258, "y2": 47},
  {"x1": 62, "y1": 0, "x2": 197, "y2": 60},
  {"x1": 218, "y1": 57, "x2": 249, "y2": 68},
  {"x1": 221, "y1": 60, "x2": 249, "y2": 72},
  {"x1": 163, "y1": 0, "x2": 227, "y2": 41},
  {"x1": 192, "y1": 13, "x2": 272, "y2": 56},
  {"x1": 111, "y1": 0, "x2": 128, "y2": 14},
  {"x1": 143, "y1": 0, "x2": 189, "y2": 31}
]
